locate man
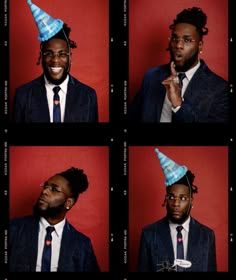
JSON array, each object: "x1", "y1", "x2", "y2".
[
  {"x1": 129, "y1": 7, "x2": 228, "y2": 123},
  {"x1": 13, "y1": 0, "x2": 98, "y2": 122},
  {"x1": 9, "y1": 167, "x2": 100, "y2": 272},
  {"x1": 137, "y1": 148, "x2": 217, "y2": 272}
]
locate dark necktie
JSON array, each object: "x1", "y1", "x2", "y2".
[
  {"x1": 53, "y1": 86, "x2": 61, "y2": 122},
  {"x1": 178, "y1": 73, "x2": 186, "y2": 93},
  {"x1": 41, "y1": 226, "x2": 55, "y2": 272},
  {"x1": 176, "y1": 225, "x2": 184, "y2": 272}
]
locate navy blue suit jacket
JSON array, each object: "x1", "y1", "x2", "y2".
[
  {"x1": 9, "y1": 216, "x2": 100, "y2": 272},
  {"x1": 13, "y1": 74, "x2": 98, "y2": 123},
  {"x1": 138, "y1": 216, "x2": 217, "y2": 272},
  {"x1": 129, "y1": 60, "x2": 229, "y2": 123}
]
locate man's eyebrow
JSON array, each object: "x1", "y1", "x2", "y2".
[
  {"x1": 44, "y1": 181, "x2": 59, "y2": 187},
  {"x1": 50, "y1": 183, "x2": 60, "y2": 187}
]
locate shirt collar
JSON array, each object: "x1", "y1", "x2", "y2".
[
  {"x1": 44, "y1": 74, "x2": 69, "y2": 94},
  {"x1": 182, "y1": 60, "x2": 201, "y2": 81},
  {"x1": 169, "y1": 215, "x2": 191, "y2": 233},
  {"x1": 39, "y1": 217, "x2": 66, "y2": 237}
]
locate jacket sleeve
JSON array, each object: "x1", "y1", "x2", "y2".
[
  {"x1": 207, "y1": 229, "x2": 217, "y2": 271},
  {"x1": 137, "y1": 229, "x2": 152, "y2": 272}
]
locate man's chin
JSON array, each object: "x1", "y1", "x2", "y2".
[
  {"x1": 168, "y1": 214, "x2": 188, "y2": 224},
  {"x1": 33, "y1": 204, "x2": 46, "y2": 216},
  {"x1": 33, "y1": 203, "x2": 64, "y2": 219},
  {"x1": 47, "y1": 76, "x2": 66, "y2": 85},
  {"x1": 44, "y1": 71, "x2": 68, "y2": 85},
  {"x1": 169, "y1": 217, "x2": 182, "y2": 224},
  {"x1": 173, "y1": 61, "x2": 188, "y2": 72},
  {"x1": 174, "y1": 64, "x2": 185, "y2": 73}
]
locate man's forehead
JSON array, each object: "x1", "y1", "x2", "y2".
[{"x1": 167, "y1": 184, "x2": 190, "y2": 192}]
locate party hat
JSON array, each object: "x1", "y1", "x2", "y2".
[
  {"x1": 154, "y1": 148, "x2": 188, "y2": 186},
  {"x1": 27, "y1": 0, "x2": 64, "y2": 42}
]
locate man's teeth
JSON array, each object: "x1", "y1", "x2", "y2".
[{"x1": 51, "y1": 67, "x2": 62, "y2": 73}]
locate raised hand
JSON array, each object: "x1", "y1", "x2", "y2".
[{"x1": 162, "y1": 61, "x2": 182, "y2": 108}]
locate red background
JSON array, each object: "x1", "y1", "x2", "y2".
[
  {"x1": 129, "y1": 146, "x2": 228, "y2": 272},
  {"x1": 129, "y1": 0, "x2": 228, "y2": 103},
  {"x1": 9, "y1": 0, "x2": 109, "y2": 122},
  {"x1": 9, "y1": 146, "x2": 109, "y2": 272}
]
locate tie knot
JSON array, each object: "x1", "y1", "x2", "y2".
[
  {"x1": 177, "y1": 73, "x2": 186, "y2": 89},
  {"x1": 53, "y1": 86, "x2": 60, "y2": 103},
  {"x1": 53, "y1": 86, "x2": 61, "y2": 94},
  {"x1": 53, "y1": 86, "x2": 61, "y2": 102},
  {"x1": 46, "y1": 226, "x2": 55, "y2": 235},
  {"x1": 178, "y1": 73, "x2": 186, "y2": 82},
  {"x1": 176, "y1": 225, "x2": 183, "y2": 233}
]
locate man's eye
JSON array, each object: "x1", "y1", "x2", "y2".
[
  {"x1": 42, "y1": 52, "x2": 69, "y2": 58},
  {"x1": 43, "y1": 52, "x2": 53, "y2": 57},
  {"x1": 184, "y1": 39, "x2": 191, "y2": 43},
  {"x1": 59, "y1": 52, "x2": 68, "y2": 57}
]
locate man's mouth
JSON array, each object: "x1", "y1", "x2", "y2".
[
  {"x1": 174, "y1": 52, "x2": 183, "y2": 61},
  {"x1": 50, "y1": 67, "x2": 63, "y2": 74}
]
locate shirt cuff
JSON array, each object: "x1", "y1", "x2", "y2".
[{"x1": 172, "y1": 105, "x2": 181, "y2": 113}]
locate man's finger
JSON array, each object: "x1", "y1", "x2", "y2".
[{"x1": 170, "y1": 61, "x2": 177, "y2": 76}]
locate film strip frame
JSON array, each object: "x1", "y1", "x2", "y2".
[{"x1": 0, "y1": 0, "x2": 235, "y2": 279}]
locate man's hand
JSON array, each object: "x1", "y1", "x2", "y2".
[{"x1": 162, "y1": 61, "x2": 182, "y2": 108}]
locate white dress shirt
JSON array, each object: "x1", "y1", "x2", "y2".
[
  {"x1": 169, "y1": 216, "x2": 191, "y2": 261},
  {"x1": 36, "y1": 217, "x2": 66, "y2": 272},
  {"x1": 44, "y1": 75, "x2": 69, "y2": 122}
]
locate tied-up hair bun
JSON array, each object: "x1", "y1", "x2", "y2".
[
  {"x1": 56, "y1": 167, "x2": 89, "y2": 202},
  {"x1": 170, "y1": 7, "x2": 209, "y2": 37}
]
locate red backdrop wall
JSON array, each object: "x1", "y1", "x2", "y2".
[
  {"x1": 9, "y1": 146, "x2": 109, "y2": 272},
  {"x1": 9, "y1": 0, "x2": 109, "y2": 122},
  {"x1": 129, "y1": 0, "x2": 228, "y2": 103},
  {"x1": 129, "y1": 146, "x2": 228, "y2": 272}
]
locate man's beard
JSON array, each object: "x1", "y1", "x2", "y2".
[
  {"x1": 33, "y1": 202, "x2": 65, "y2": 219},
  {"x1": 42, "y1": 64, "x2": 69, "y2": 85},
  {"x1": 167, "y1": 204, "x2": 191, "y2": 224},
  {"x1": 170, "y1": 51, "x2": 199, "y2": 72},
  {"x1": 167, "y1": 211, "x2": 189, "y2": 224}
]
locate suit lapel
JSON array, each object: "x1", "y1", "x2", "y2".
[
  {"x1": 30, "y1": 77, "x2": 50, "y2": 122},
  {"x1": 186, "y1": 218, "x2": 202, "y2": 270},
  {"x1": 33, "y1": 88, "x2": 50, "y2": 121},
  {"x1": 64, "y1": 76, "x2": 80, "y2": 122},
  {"x1": 57, "y1": 221, "x2": 76, "y2": 271},
  {"x1": 157, "y1": 218, "x2": 175, "y2": 265},
  {"x1": 27, "y1": 219, "x2": 40, "y2": 271},
  {"x1": 64, "y1": 82, "x2": 74, "y2": 122},
  {"x1": 183, "y1": 61, "x2": 209, "y2": 101}
]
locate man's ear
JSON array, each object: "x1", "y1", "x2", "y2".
[
  {"x1": 198, "y1": 41, "x2": 203, "y2": 54},
  {"x1": 162, "y1": 197, "x2": 167, "y2": 207},
  {"x1": 190, "y1": 196, "x2": 194, "y2": 207},
  {"x1": 65, "y1": 197, "x2": 75, "y2": 210}
]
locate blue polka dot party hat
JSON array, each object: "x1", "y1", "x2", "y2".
[
  {"x1": 154, "y1": 148, "x2": 188, "y2": 186},
  {"x1": 27, "y1": 0, "x2": 63, "y2": 42}
]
